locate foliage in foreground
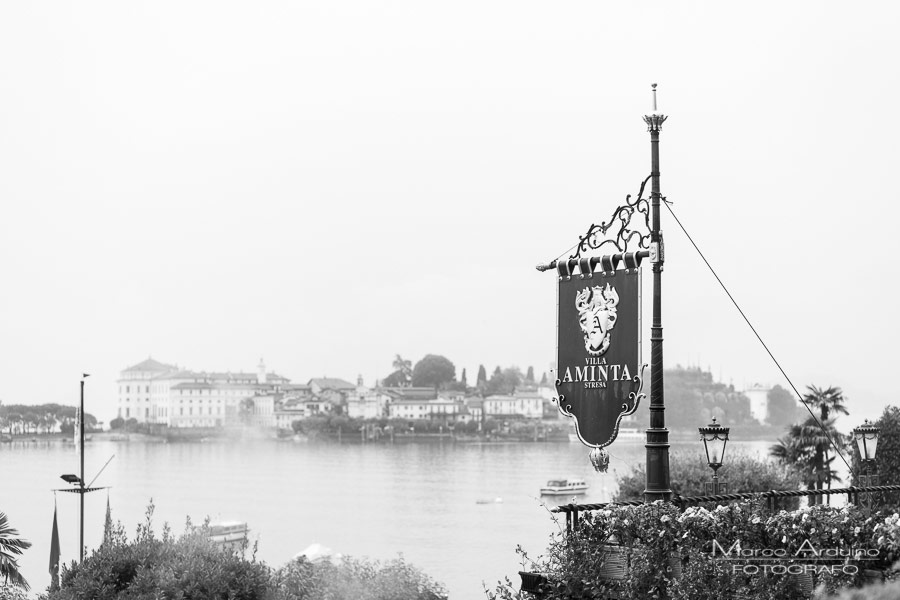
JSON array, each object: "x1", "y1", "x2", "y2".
[
  {"x1": 0, "y1": 512, "x2": 31, "y2": 590},
  {"x1": 49, "y1": 505, "x2": 269, "y2": 600},
  {"x1": 486, "y1": 501, "x2": 900, "y2": 600},
  {"x1": 45, "y1": 503, "x2": 447, "y2": 600},
  {"x1": 614, "y1": 450, "x2": 802, "y2": 510},
  {"x1": 820, "y1": 579, "x2": 900, "y2": 600},
  {"x1": 270, "y1": 555, "x2": 447, "y2": 600}
]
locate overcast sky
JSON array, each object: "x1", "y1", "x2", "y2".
[{"x1": 1, "y1": 2, "x2": 897, "y2": 428}]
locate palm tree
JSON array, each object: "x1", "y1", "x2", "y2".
[
  {"x1": 0, "y1": 512, "x2": 31, "y2": 590},
  {"x1": 802, "y1": 386, "x2": 849, "y2": 501},
  {"x1": 770, "y1": 418, "x2": 844, "y2": 505},
  {"x1": 391, "y1": 355, "x2": 413, "y2": 386},
  {"x1": 802, "y1": 385, "x2": 849, "y2": 422}
]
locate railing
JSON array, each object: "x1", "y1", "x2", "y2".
[{"x1": 552, "y1": 484, "x2": 900, "y2": 533}]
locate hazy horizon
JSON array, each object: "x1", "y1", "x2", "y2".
[{"x1": 2, "y1": 2, "x2": 897, "y2": 431}]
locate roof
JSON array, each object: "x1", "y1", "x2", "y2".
[
  {"x1": 379, "y1": 387, "x2": 437, "y2": 401},
  {"x1": 282, "y1": 384, "x2": 312, "y2": 391},
  {"x1": 308, "y1": 377, "x2": 356, "y2": 390},
  {"x1": 389, "y1": 398, "x2": 461, "y2": 406},
  {"x1": 122, "y1": 358, "x2": 178, "y2": 374}
]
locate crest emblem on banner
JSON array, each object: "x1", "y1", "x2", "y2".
[{"x1": 554, "y1": 254, "x2": 647, "y2": 449}]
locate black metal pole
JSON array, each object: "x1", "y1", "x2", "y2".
[
  {"x1": 643, "y1": 85, "x2": 672, "y2": 502},
  {"x1": 79, "y1": 379, "x2": 85, "y2": 562}
]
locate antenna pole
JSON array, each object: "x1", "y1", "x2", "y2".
[{"x1": 79, "y1": 378, "x2": 85, "y2": 562}]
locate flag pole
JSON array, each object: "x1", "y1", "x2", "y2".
[{"x1": 79, "y1": 374, "x2": 89, "y2": 562}]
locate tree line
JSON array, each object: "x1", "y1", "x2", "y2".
[
  {"x1": 0, "y1": 403, "x2": 98, "y2": 436},
  {"x1": 381, "y1": 353, "x2": 547, "y2": 396}
]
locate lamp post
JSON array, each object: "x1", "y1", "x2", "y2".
[
  {"x1": 643, "y1": 83, "x2": 672, "y2": 502},
  {"x1": 853, "y1": 419, "x2": 880, "y2": 508},
  {"x1": 699, "y1": 417, "x2": 730, "y2": 496}
]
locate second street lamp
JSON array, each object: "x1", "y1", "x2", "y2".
[
  {"x1": 853, "y1": 419, "x2": 880, "y2": 506},
  {"x1": 699, "y1": 416, "x2": 730, "y2": 496}
]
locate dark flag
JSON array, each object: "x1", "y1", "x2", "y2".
[
  {"x1": 49, "y1": 502, "x2": 60, "y2": 590},
  {"x1": 103, "y1": 494, "x2": 113, "y2": 544}
]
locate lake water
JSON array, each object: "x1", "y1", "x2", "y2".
[{"x1": 0, "y1": 436, "x2": 772, "y2": 598}]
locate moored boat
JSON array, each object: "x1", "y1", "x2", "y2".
[
  {"x1": 540, "y1": 477, "x2": 589, "y2": 495},
  {"x1": 209, "y1": 521, "x2": 249, "y2": 551}
]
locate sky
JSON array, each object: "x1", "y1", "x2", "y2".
[{"x1": 0, "y1": 2, "x2": 898, "y2": 430}]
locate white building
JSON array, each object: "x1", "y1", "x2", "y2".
[
  {"x1": 743, "y1": 383, "x2": 771, "y2": 424},
  {"x1": 117, "y1": 357, "x2": 289, "y2": 427},
  {"x1": 483, "y1": 389, "x2": 543, "y2": 419}
]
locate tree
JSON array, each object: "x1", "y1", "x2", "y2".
[
  {"x1": 0, "y1": 512, "x2": 31, "y2": 590},
  {"x1": 381, "y1": 371, "x2": 408, "y2": 387},
  {"x1": 614, "y1": 451, "x2": 801, "y2": 510},
  {"x1": 392, "y1": 355, "x2": 412, "y2": 377},
  {"x1": 851, "y1": 405, "x2": 900, "y2": 507},
  {"x1": 766, "y1": 385, "x2": 799, "y2": 426},
  {"x1": 476, "y1": 365, "x2": 487, "y2": 389},
  {"x1": 803, "y1": 385, "x2": 848, "y2": 422},
  {"x1": 525, "y1": 366, "x2": 535, "y2": 384},
  {"x1": 802, "y1": 385, "x2": 849, "y2": 500},
  {"x1": 383, "y1": 355, "x2": 413, "y2": 387},
  {"x1": 485, "y1": 367, "x2": 523, "y2": 396},
  {"x1": 540, "y1": 372, "x2": 548, "y2": 386},
  {"x1": 49, "y1": 503, "x2": 269, "y2": 600},
  {"x1": 460, "y1": 368, "x2": 467, "y2": 388},
  {"x1": 770, "y1": 417, "x2": 844, "y2": 504},
  {"x1": 411, "y1": 355, "x2": 456, "y2": 389},
  {"x1": 109, "y1": 417, "x2": 125, "y2": 430}
]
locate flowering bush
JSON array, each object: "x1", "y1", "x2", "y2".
[{"x1": 487, "y1": 502, "x2": 900, "y2": 600}]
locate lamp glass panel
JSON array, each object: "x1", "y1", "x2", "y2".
[
  {"x1": 856, "y1": 434, "x2": 867, "y2": 460},
  {"x1": 705, "y1": 437, "x2": 725, "y2": 465},
  {"x1": 867, "y1": 434, "x2": 878, "y2": 460}
]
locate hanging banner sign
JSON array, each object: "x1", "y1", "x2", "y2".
[{"x1": 555, "y1": 255, "x2": 646, "y2": 448}]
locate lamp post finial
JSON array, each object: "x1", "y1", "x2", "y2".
[{"x1": 643, "y1": 83, "x2": 667, "y2": 132}]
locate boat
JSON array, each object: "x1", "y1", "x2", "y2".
[
  {"x1": 208, "y1": 521, "x2": 249, "y2": 551},
  {"x1": 540, "y1": 477, "x2": 589, "y2": 496}
]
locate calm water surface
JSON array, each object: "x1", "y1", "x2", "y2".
[{"x1": 0, "y1": 437, "x2": 771, "y2": 598}]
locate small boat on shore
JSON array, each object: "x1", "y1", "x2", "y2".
[
  {"x1": 208, "y1": 521, "x2": 249, "y2": 551},
  {"x1": 540, "y1": 477, "x2": 589, "y2": 496}
]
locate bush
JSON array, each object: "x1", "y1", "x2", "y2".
[
  {"x1": 269, "y1": 555, "x2": 448, "y2": 600},
  {"x1": 851, "y1": 405, "x2": 900, "y2": 509},
  {"x1": 614, "y1": 450, "x2": 802, "y2": 510},
  {"x1": 822, "y1": 579, "x2": 900, "y2": 600},
  {"x1": 45, "y1": 502, "x2": 448, "y2": 600},
  {"x1": 48, "y1": 504, "x2": 269, "y2": 600},
  {"x1": 487, "y1": 502, "x2": 900, "y2": 600}
]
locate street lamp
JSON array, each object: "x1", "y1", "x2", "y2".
[
  {"x1": 699, "y1": 416, "x2": 730, "y2": 495},
  {"x1": 853, "y1": 419, "x2": 880, "y2": 489}
]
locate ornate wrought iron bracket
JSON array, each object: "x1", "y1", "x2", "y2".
[{"x1": 536, "y1": 175, "x2": 653, "y2": 272}]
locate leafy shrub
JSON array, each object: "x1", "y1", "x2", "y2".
[
  {"x1": 614, "y1": 450, "x2": 802, "y2": 509},
  {"x1": 850, "y1": 405, "x2": 900, "y2": 509},
  {"x1": 269, "y1": 555, "x2": 448, "y2": 600},
  {"x1": 821, "y1": 579, "x2": 900, "y2": 600},
  {"x1": 47, "y1": 503, "x2": 269, "y2": 600},
  {"x1": 487, "y1": 502, "x2": 900, "y2": 600}
]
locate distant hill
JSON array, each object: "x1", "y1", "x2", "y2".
[{"x1": 629, "y1": 366, "x2": 773, "y2": 434}]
